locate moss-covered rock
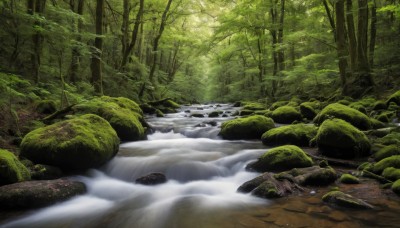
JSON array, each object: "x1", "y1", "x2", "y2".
[
  {"x1": 322, "y1": 191, "x2": 373, "y2": 209},
  {"x1": 376, "y1": 111, "x2": 395, "y2": 123},
  {"x1": 270, "y1": 101, "x2": 289, "y2": 110},
  {"x1": 275, "y1": 166, "x2": 337, "y2": 186},
  {"x1": 31, "y1": 164, "x2": 63, "y2": 180},
  {"x1": 0, "y1": 149, "x2": 31, "y2": 185},
  {"x1": 382, "y1": 167, "x2": 400, "y2": 181},
  {"x1": 0, "y1": 179, "x2": 86, "y2": 209},
  {"x1": 242, "y1": 102, "x2": 266, "y2": 111},
  {"x1": 340, "y1": 174, "x2": 360, "y2": 184},
  {"x1": 392, "y1": 179, "x2": 400, "y2": 196},
  {"x1": 387, "y1": 90, "x2": 400, "y2": 106},
  {"x1": 313, "y1": 103, "x2": 371, "y2": 130},
  {"x1": 239, "y1": 110, "x2": 255, "y2": 116},
  {"x1": 349, "y1": 102, "x2": 367, "y2": 114},
  {"x1": 372, "y1": 155, "x2": 400, "y2": 174},
  {"x1": 248, "y1": 145, "x2": 313, "y2": 172},
  {"x1": 300, "y1": 102, "x2": 318, "y2": 120},
  {"x1": 261, "y1": 124, "x2": 317, "y2": 147},
  {"x1": 156, "y1": 109, "x2": 164, "y2": 117},
  {"x1": 370, "y1": 118, "x2": 386, "y2": 129},
  {"x1": 219, "y1": 115, "x2": 275, "y2": 140},
  {"x1": 73, "y1": 96, "x2": 145, "y2": 141},
  {"x1": 374, "y1": 144, "x2": 400, "y2": 161},
  {"x1": 372, "y1": 101, "x2": 387, "y2": 110},
  {"x1": 20, "y1": 114, "x2": 120, "y2": 171},
  {"x1": 271, "y1": 106, "x2": 302, "y2": 124},
  {"x1": 315, "y1": 119, "x2": 371, "y2": 159},
  {"x1": 208, "y1": 111, "x2": 221, "y2": 117},
  {"x1": 377, "y1": 132, "x2": 400, "y2": 145},
  {"x1": 35, "y1": 100, "x2": 57, "y2": 114}
]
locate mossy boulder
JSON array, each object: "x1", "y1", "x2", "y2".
[
  {"x1": 370, "y1": 118, "x2": 386, "y2": 129},
  {"x1": 339, "y1": 174, "x2": 360, "y2": 184},
  {"x1": 387, "y1": 90, "x2": 400, "y2": 106},
  {"x1": 377, "y1": 132, "x2": 400, "y2": 145},
  {"x1": 374, "y1": 145, "x2": 400, "y2": 161},
  {"x1": 248, "y1": 145, "x2": 313, "y2": 172},
  {"x1": 20, "y1": 114, "x2": 120, "y2": 171},
  {"x1": 313, "y1": 103, "x2": 371, "y2": 130},
  {"x1": 219, "y1": 115, "x2": 275, "y2": 140},
  {"x1": 372, "y1": 155, "x2": 400, "y2": 174},
  {"x1": 300, "y1": 102, "x2": 318, "y2": 120},
  {"x1": 349, "y1": 102, "x2": 367, "y2": 114},
  {"x1": 0, "y1": 179, "x2": 86, "y2": 209},
  {"x1": 275, "y1": 166, "x2": 337, "y2": 186},
  {"x1": 271, "y1": 106, "x2": 302, "y2": 124},
  {"x1": 73, "y1": 96, "x2": 145, "y2": 141},
  {"x1": 31, "y1": 164, "x2": 63, "y2": 180},
  {"x1": 315, "y1": 119, "x2": 371, "y2": 159},
  {"x1": 35, "y1": 100, "x2": 57, "y2": 114},
  {"x1": 242, "y1": 102, "x2": 266, "y2": 111},
  {"x1": 239, "y1": 110, "x2": 255, "y2": 116},
  {"x1": 322, "y1": 191, "x2": 373, "y2": 209},
  {"x1": 373, "y1": 101, "x2": 387, "y2": 110},
  {"x1": 208, "y1": 111, "x2": 221, "y2": 118},
  {"x1": 382, "y1": 167, "x2": 400, "y2": 181},
  {"x1": 270, "y1": 101, "x2": 289, "y2": 110},
  {"x1": 261, "y1": 124, "x2": 318, "y2": 147},
  {"x1": 377, "y1": 111, "x2": 395, "y2": 123},
  {"x1": 0, "y1": 149, "x2": 31, "y2": 185},
  {"x1": 392, "y1": 179, "x2": 400, "y2": 196}
]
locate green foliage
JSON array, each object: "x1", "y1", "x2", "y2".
[
  {"x1": 261, "y1": 123, "x2": 318, "y2": 147},
  {"x1": 219, "y1": 115, "x2": 275, "y2": 140}
]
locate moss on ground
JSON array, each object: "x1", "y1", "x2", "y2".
[{"x1": 340, "y1": 174, "x2": 360, "y2": 184}]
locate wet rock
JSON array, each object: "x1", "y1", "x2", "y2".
[
  {"x1": 135, "y1": 173, "x2": 167, "y2": 185},
  {"x1": 339, "y1": 174, "x2": 360, "y2": 184},
  {"x1": 0, "y1": 179, "x2": 86, "y2": 209},
  {"x1": 322, "y1": 191, "x2": 374, "y2": 209},
  {"x1": 31, "y1": 164, "x2": 63, "y2": 180},
  {"x1": 275, "y1": 166, "x2": 337, "y2": 186},
  {"x1": 271, "y1": 106, "x2": 302, "y2": 124},
  {"x1": 208, "y1": 111, "x2": 220, "y2": 118},
  {"x1": 191, "y1": 113, "x2": 205, "y2": 118},
  {"x1": 220, "y1": 115, "x2": 275, "y2": 140},
  {"x1": 261, "y1": 123, "x2": 317, "y2": 147}
]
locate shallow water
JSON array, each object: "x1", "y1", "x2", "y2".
[{"x1": 2, "y1": 104, "x2": 400, "y2": 228}]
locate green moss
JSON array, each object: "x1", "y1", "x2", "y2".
[
  {"x1": 337, "y1": 99, "x2": 351, "y2": 105},
  {"x1": 73, "y1": 96, "x2": 145, "y2": 141},
  {"x1": 239, "y1": 110, "x2": 255, "y2": 116},
  {"x1": 270, "y1": 101, "x2": 289, "y2": 110},
  {"x1": 372, "y1": 101, "x2": 387, "y2": 110},
  {"x1": 322, "y1": 190, "x2": 373, "y2": 209},
  {"x1": 370, "y1": 118, "x2": 386, "y2": 129},
  {"x1": 0, "y1": 149, "x2": 31, "y2": 185},
  {"x1": 35, "y1": 100, "x2": 57, "y2": 114},
  {"x1": 313, "y1": 103, "x2": 372, "y2": 130},
  {"x1": 271, "y1": 106, "x2": 302, "y2": 124},
  {"x1": 382, "y1": 167, "x2": 400, "y2": 181},
  {"x1": 388, "y1": 102, "x2": 400, "y2": 112},
  {"x1": 374, "y1": 145, "x2": 400, "y2": 161},
  {"x1": 249, "y1": 145, "x2": 313, "y2": 172},
  {"x1": 387, "y1": 90, "x2": 400, "y2": 106},
  {"x1": 219, "y1": 115, "x2": 275, "y2": 140},
  {"x1": 358, "y1": 162, "x2": 373, "y2": 171},
  {"x1": 340, "y1": 174, "x2": 360, "y2": 184},
  {"x1": 156, "y1": 109, "x2": 164, "y2": 117},
  {"x1": 348, "y1": 102, "x2": 367, "y2": 114},
  {"x1": 376, "y1": 111, "x2": 395, "y2": 123},
  {"x1": 300, "y1": 102, "x2": 319, "y2": 120},
  {"x1": 165, "y1": 100, "x2": 180, "y2": 109},
  {"x1": 377, "y1": 132, "x2": 400, "y2": 145},
  {"x1": 20, "y1": 114, "x2": 120, "y2": 171},
  {"x1": 261, "y1": 123, "x2": 317, "y2": 147},
  {"x1": 242, "y1": 102, "x2": 266, "y2": 111},
  {"x1": 392, "y1": 179, "x2": 400, "y2": 195},
  {"x1": 315, "y1": 119, "x2": 371, "y2": 159},
  {"x1": 252, "y1": 181, "x2": 280, "y2": 198},
  {"x1": 372, "y1": 155, "x2": 400, "y2": 174}
]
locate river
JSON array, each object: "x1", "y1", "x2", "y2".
[{"x1": 2, "y1": 104, "x2": 400, "y2": 227}]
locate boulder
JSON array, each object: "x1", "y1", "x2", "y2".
[
  {"x1": 135, "y1": 173, "x2": 167, "y2": 186},
  {"x1": 382, "y1": 167, "x2": 400, "y2": 181},
  {"x1": 219, "y1": 115, "x2": 275, "y2": 140},
  {"x1": 20, "y1": 114, "x2": 119, "y2": 171},
  {"x1": 31, "y1": 164, "x2": 63, "y2": 180},
  {"x1": 0, "y1": 179, "x2": 86, "y2": 209},
  {"x1": 322, "y1": 191, "x2": 374, "y2": 209},
  {"x1": 73, "y1": 96, "x2": 145, "y2": 141},
  {"x1": 35, "y1": 100, "x2": 57, "y2": 114},
  {"x1": 271, "y1": 106, "x2": 302, "y2": 124},
  {"x1": 374, "y1": 144, "x2": 400, "y2": 161},
  {"x1": 261, "y1": 123, "x2": 317, "y2": 147},
  {"x1": 247, "y1": 145, "x2": 313, "y2": 172},
  {"x1": 372, "y1": 155, "x2": 400, "y2": 174},
  {"x1": 242, "y1": 102, "x2": 266, "y2": 110},
  {"x1": 387, "y1": 90, "x2": 400, "y2": 106},
  {"x1": 275, "y1": 166, "x2": 337, "y2": 186},
  {"x1": 392, "y1": 179, "x2": 400, "y2": 196},
  {"x1": 339, "y1": 174, "x2": 360, "y2": 184},
  {"x1": 300, "y1": 102, "x2": 318, "y2": 120},
  {"x1": 313, "y1": 103, "x2": 371, "y2": 130},
  {"x1": 191, "y1": 113, "x2": 205, "y2": 118},
  {"x1": 208, "y1": 111, "x2": 220, "y2": 118},
  {"x1": 372, "y1": 101, "x2": 387, "y2": 110},
  {"x1": 315, "y1": 119, "x2": 371, "y2": 159},
  {"x1": 0, "y1": 149, "x2": 31, "y2": 185}
]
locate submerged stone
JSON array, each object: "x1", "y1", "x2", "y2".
[{"x1": 322, "y1": 191, "x2": 373, "y2": 209}]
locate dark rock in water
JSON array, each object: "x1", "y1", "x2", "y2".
[
  {"x1": 31, "y1": 164, "x2": 63, "y2": 180},
  {"x1": 205, "y1": 121, "x2": 217, "y2": 126},
  {"x1": 0, "y1": 179, "x2": 86, "y2": 209},
  {"x1": 191, "y1": 114, "x2": 205, "y2": 118},
  {"x1": 208, "y1": 111, "x2": 220, "y2": 118},
  {"x1": 136, "y1": 173, "x2": 167, "y2": 186},
  {"x1": 184, "y1": 110, "x2": 191, "y2": 113},
  {"x1": 322, "y1": 191, "x2": 374, "y2": 209},
  {"x1": 197, "y1": 107, "x2": 204, "y2": 110},
  {"x1": 216, "y1": 104, "x2": 222, "y2": 107},
  {"x1": 194, "y1": 123, "x2": 207, "y2": 128},
  {"x1": 222, "y1": 114, "x2": 228, "y2": 117},
  {"x1": 233, "y1": 102, "x2": 241, "y2": 107}
]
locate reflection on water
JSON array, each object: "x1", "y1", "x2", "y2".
[{"x1": 2, "y1": 104, "x2": 400, "y2": 228}]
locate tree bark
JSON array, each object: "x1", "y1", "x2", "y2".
[
  {"x1": 346, "y1": 0, "x2": 357, "y2": 73},
  {"x1": 335, "y1": 0, "x2": 349, "y2": 92},
  {"x1": 323, "y1": 0, "x2": 336, "y2": 41},
  {"x1": 90, "y1": 0, "x2": 104, "y2": 95},
  {"x1": 277, "y1": 0, "x2": 285, "y2": 73},
  {"x1": 369, "y1": 0, "x2": 377, "y2": 67},
  {"x1": 69, "y1": 0, "x2": 84, "y2": 84}
]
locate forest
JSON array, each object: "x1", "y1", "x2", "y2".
[{"x1": 1, "y1": 0, "x2": 400, "y2": 227}]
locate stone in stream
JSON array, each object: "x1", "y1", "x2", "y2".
[
  {"x1": 322, "y1": 191, "x2": 374, "y2": 209},
  {"x1": 20, "y1": 114, "x2": 120, "y2": 171},
  {"x1": 0, "y1": 149, "x2": 31, "y2": 185},
  {"x1": 135, "y1": 173, "x2": 167, "y2": 185},
  {"x1": 0, "y1": 179, "x2": 86, "y2": 209},
  {"x1": 270, "y1": 106, "x2": 302, "y2": 124},
  {"x1": 261, "y1": 123, "x2": 318, "y2": 147},
  {"x1": 219, "y1": 115, "x2": 275, "y2": 140}
]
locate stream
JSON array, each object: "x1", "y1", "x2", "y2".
[{"x1": 2, "y1": 104, "x2": 400, "y2": 228}]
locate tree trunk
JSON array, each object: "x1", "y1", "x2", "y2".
[
  {"x1": 69, "y1": 0, "x2": 84, "y2": 84},
  {"x1": 369, "y1": 0, "x2": 377, "y2": 67},
  {"x1": 90, "y1": 0, "x2": 104, "y2": 95},
  {"x1": 323, "y1": 0, "x2": 336, "y2": 41},
  {"x1": 335, "y1": 0, "x2": 349, "y2": 93},
  {"x1": 346, "y1": 0, "x2": 357, "y2": 73},
  {"x1": 277, "y1": 0, "x2": 285, "y2": 73}
]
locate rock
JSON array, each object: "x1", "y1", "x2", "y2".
[
  {"x1": 370, "y1": 118, "x2": 386, "y2": 129},
  {"x1": 191, "y1": 113, "x2": 205, "y2": 118},
  {"x1": 0, "y1": 179, "x2": 86, "y2": 209},
  {"x1": 275, "y1": 166, "x2": 337, "y2": 186},
  {"x1": 339, "y1": 174, "x2": 360, "y2": 184},
  {"x1": 376, "y1": 132, "x2": 400, "y2": 145},
  {"x1": 322, "y1": 191, "x2": 374, "y2": 209},
  {"x1": 300, "y1": 102, "x2": 318, "y2": 120},
  {"x1": 140, "y1": 103, "x2": 157, "y2": 114},
  {"x1": 261, "y1": 123, "x2": 317, "y2": 147},
  {"x1": 208, "y1": 111, "x2": 220, "y2": 117},
  {"x1": 35, "y1": 100, "x2": 57, "y2": 114},
  {"x1": 20, "y1": 114, "x2": 119, "y2": 171},
  {"x1": 387, "y1": 90, "x2": 400, "y2": 106},
  {"x1": 372, "y1": 155, "x2": 400, "y2": 174},
  {"x1": 242, "y1": 102, "x2": 266, "y2": 110},
  {"x1": 374, "y1": 144, "x2": 400, "y2": 161},
  {"x1": 313, "y1": 103, "x2": 371, "y2": 130},
  {"x1": 315, "y1": 119, "x2": 371, "y2": 159},
  {"x1": 233, "y1": 101, "x2": 241, "y2": 107},
  {"x1": 271, "y1": 106, "x2": 302, "y2": 124},
  {"x1": 382, "y1": 167, "x2": 400, "y2": 181},
  {"x1": 376, "y1": 111, "x2": 395, "y2": 123},
  {"x1": 373, "y1": 101, "x2": 387, "y2": 110},
  {"x1": 219, "y1": 115, "x2": 275, "y2": 140},
  {"x1": 0, "y1": 149, "x2": 31, "y2": 185},
  {"x1": 270, "y1": 101, "x2": 289, "y2": 110},
  {"x1": 239, "y1": 110, "x2": 255, "y2": 116},
  {"x1": 31, "y1": 164, "x2": 63, "y2": 180},
  {"x1": 392, "y1": 179, "x2": 400, "y2": 196},
  {"x1": 135, "y1": 173, "x2": 167, "y2": 185},
  {"x1": 156, "y1": 109, "x2": 164, "y2": 117},
  {"x1": 247, "y1": 145, "x2": 313, "y2": 172},
  {"x1": 73, "y1": 96, "x2": 145, "y2": 141}
]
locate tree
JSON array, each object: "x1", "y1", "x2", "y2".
[{"x1": 91, "y1": 0, "x2": 104, "y2": 95}]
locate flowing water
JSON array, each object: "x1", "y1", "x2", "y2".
[{"x1": 2, "y1": 104, "x2": 400, "y2": 228}]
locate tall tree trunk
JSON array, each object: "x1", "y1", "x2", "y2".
[
  {"x1": 90, "y1": 0, "x2": 104, "y2": 95},
  {"x1": 369, "y1": 0, "x2": 377, "y2": 67},
  {"x1": 356, "y1": 0, "x2": 373, "y2": 88},
  {"x1": 270, "y1": 0, "x2": 278, "y2": 97},
  {"x1": 277, "y1": 0, "x2": 285, "y2": 73},
  {"x1": 335, "y1": 0, "x2": 349, "y2": 94},
  {"x1": 148, "y1": 0, "x2": 173, "y2": 84},
  {"x1": 323, "y1": 0, "x2": 336, "y2": 41},
  {"x1": 69, "y1": 0, "x2": 84, "y2": 84},
  {"x1": 346, "y1": 0, "x2": 357, "y2": 73},
  {"x1": 120, "y1": 0, "x2": 144, "y2": 70}
]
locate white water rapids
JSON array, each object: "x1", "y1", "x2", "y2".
[{"x1": 2, "y1": 104, "x2": 271, "y2": 228}]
